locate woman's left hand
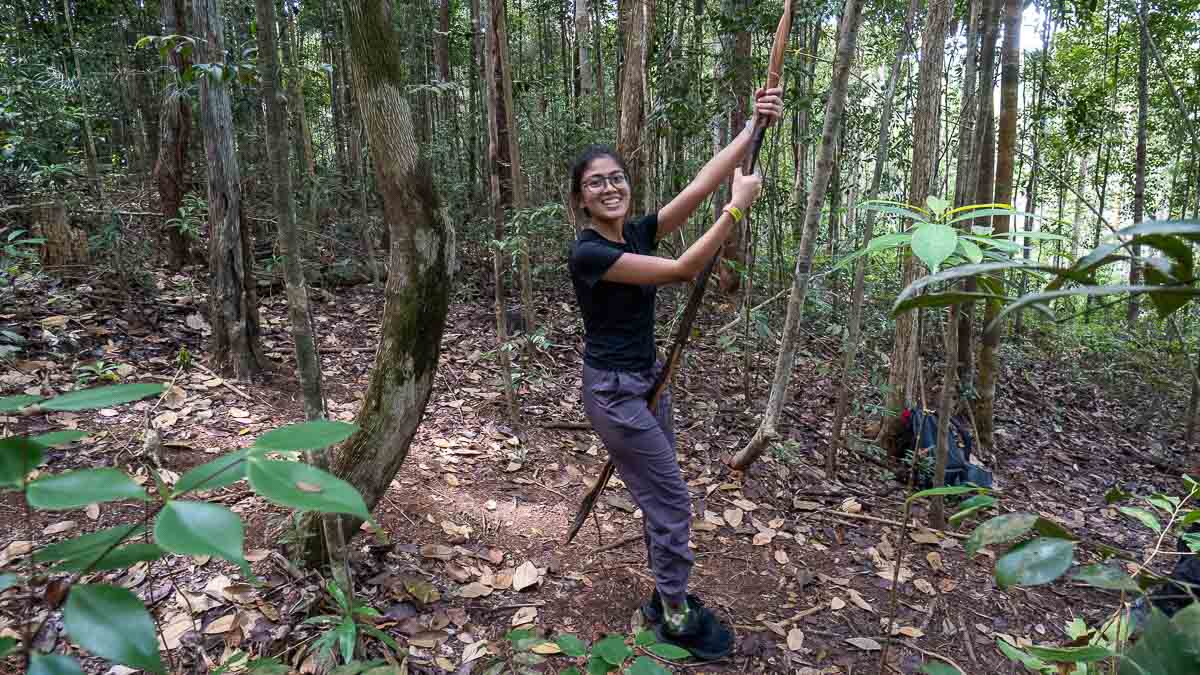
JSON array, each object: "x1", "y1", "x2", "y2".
[{"x1": 752, "y1": 87, "x2": 784, "y2": 126}]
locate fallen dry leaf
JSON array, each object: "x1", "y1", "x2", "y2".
[
  {"x1": 494, "y1": 568, "x2": 515, "y2": 590},
  {"x1": 830, "y1": 597, "x2": 846, "y2": 610},
  {"x1": 461, "y1": 639, "x2": 489, "y2": 664},
  {"x1": 228, "y1": 408, "x2": 250, "y2": 419},
  {"x1": 733, "y1": 498, "x2": 758, "y2": 511},
  {"x1": 846, "y1": 637, "x2": 882, "y2": 651},
  {"x1": 786, "y1": 628, "x2": 805, "y2": 652},
  {"x1": 163, "y1": 385, "x2": 187, "y2": 408},
  {"x1": 245, "y1": 549, "x2": 270, "y2": 562},
  {"x1": 43, "y1": 520, "x2": 75, "y2": 536},
  {"x1": 895, "y1": 626, "x2": 925, "y2": 638},
  {"x1": 774, "y1": 550, "x2": 790, "y2": 565},
  {"x1": 513, "y1": 561, "x2": 542, "y2": 592},
  {"x1": 408, "y1": 630, "x2": 448, "y2": 649},
  {"x1": 938, "y1": 578, "x2": 958, "y2": 593},
  {"x1": 85, "y1": 503, "x2": 100, "y2": 520},
  {"x1": 444, "y1": 473, "x2": 460, "y2": 487},
  {"x1": 909, "y1": 529, "x2": 941, "y2": 545},
  {"x1": 530, "y1": 642, "x2": 561, "y2": 655},
  {"x1": 724, "y1": 508, "x2": 744, "y2": 528},
  {"x1": 204, "y1": 614, "x2": 238, "y2": 635},
  {"x1": 420, "y1": 544, "x2": 455, "y2": 561},
  {"x1": 926, "y1": 551, "x2": 944, "y2": 571},
  {"x1": 159, "y1": 612, "x2": 195, "y2": 650},
  {"x1": 913, "y1": 578, "x2": 936, "y2": 595},
  {"x1": 840, "y1": 498, "x2": 862, "y2": 514},
  {"x1": 752, "y1": 530, "x2": 776, "y2": 546},
  {"x1": 512, "y1": 606, "x2": 538, "y2": 626},
  {"x1": 457, "y1": 582, "x2": 493, "y2": 599},
  {"x1": 847, "y1": 589, "x2": 874, "y2": 613}
]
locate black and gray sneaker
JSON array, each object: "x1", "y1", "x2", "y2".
[
  {"x1": 653, "y1": 603, "x2": 735, "y2": 661},
  {"x1": 640, "y1": 588, "x2": 707, "y2": 624}
]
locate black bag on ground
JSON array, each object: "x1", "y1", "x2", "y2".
[{"x1": 896, "y1": 408, "x2": 993, "y2": 489}]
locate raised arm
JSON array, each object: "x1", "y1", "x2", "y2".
[
  {"x1": 656, "y1": 87, "x2": 783, "y2": 239},
  {"x1": 603, "y1": 169, "x2": 761, "y2": 286}
]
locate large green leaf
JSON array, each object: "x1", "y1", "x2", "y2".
[
  {"x1": 988, "y1": 285, "x2": 1200, "y2": 334},
  {"x1": 858, "y1": 201, "x2": 930, "y2": 223},
  {"x1": 1072, "y1": 564, "x2": 1140, "y2": 592},
  {"x1": 29, "y1": 652, "x2": 85, "y2": 675},
  {"x1": 893, "y1": 291, "x2": 1011, "y2": 316},
  {"x1": 1115, "y1": 219, "x2": 1200, "y2": 240},
  {"x1": 626, "y1": 656, "x2": 670, "y2": 675},
  {"x1": 64, "y1": 584, "x2": 164, "y2": 673},
  {"x1": 0, "y1": 636, "x2": 15, "y2": 659},
  {"x1": 893, "y1": 261, "x2": 1068, "y2": 311},
  {"x1": 997, "y1": 638, "x2": 1048, "y2": 670},
  {"x1": 1032, "y1": 517, "x2": 1078, "y2": 541},
  {"x1": 34, "y1": 524, "x2": 146, "y2": 571},
  {"x1": 908, "y1": 485, "x2": 984, "y2": 503},
  {"x1": 919, "y1": 663, "x2": 962, "y2": 675},
  {"x1": 592, "y1": 635, "x2": 632, "y2": 666},
  {"x1": 962, "y1": 235, "x2": 1022, "y2": 253},
  {"x1": 957, "y1": 238, "x2": 984, "y2": 264},
  {"x1": 0, "y1": 436, "x2": 45, "y2": 488},
  {"x1": 995, "y1": 537, "x2": 1075, "y2": 589},
  {"x1": 1119, "y1": 506, "x2": 1163, "y2": 533},
  {"x1": 965, "y1": 513, "x2": 1038, "y2": 557},
  {"x1": 247, "y1": 458, "x2": 370, "y2": 519},
  {"x1": 556, "y1": 634, "x2": 588, "y2": 657},
  {"x1": 647, "y1": 642, "x2": 691, "y2": 660},
  {"x1": 253, "y1": 420, "x2": 359, "y2": 452},
  {"x1": 1118, "y1": 606, "x2": 1200, "y2": 674},
  {"x1": 27, "y1": 468, "x2": 147, "y2": 510},
  {"x1": 41, "y1": 383, "x2": 164, "y2": 411},
  {"x1": 911, "y1": 222, "x2": 958, "y2": 272},
  {"x1": 1026, "y1": 644, "x2": 1113, "y2": 663},
  {"x1": 0, "y1": 394, "x2": 43, "y2": 412},
  {"x1": 155, "y1": 501, "x2": 248, "y2": 572},
  {"x1": 173, "y1": 449, "x2": 248, "y2": 496},
  {"x1": 30, "y1": 430, "x2": 89, "y2": 447}
]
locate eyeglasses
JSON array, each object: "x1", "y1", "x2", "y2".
[{"x1": 582, "y1": 173, "x2": 628, "y2": 192}]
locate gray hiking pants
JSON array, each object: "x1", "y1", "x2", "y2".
[{"x1": 582, "y1": 361, "x2": 694, "y2": 606}]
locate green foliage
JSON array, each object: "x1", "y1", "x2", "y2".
[
  {"x1": 304, "y1": 581, "x2": 399, "y2": 666},
  {"x1": 0, "y1": 384, "x2": 374, "y2": 673},
  {"x1": 484, "y1": 627, "x2": 685, "y2": 674}
]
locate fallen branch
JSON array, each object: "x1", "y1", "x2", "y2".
[
  {"x1": 810, "y1": 508, "x2": 971, "y2": 540},
  {"x1": 716, "y1": 288, "x2": 789, "y2": 334},
  {"x1": 591, "y1": 533, "x2": 642, "y2": 555},
  {"x1": 902, "y1": 639, "x2": 969, "y2": 675}
]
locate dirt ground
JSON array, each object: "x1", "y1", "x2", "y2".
[{"x1": 0, "y1": 266, "x2": 1192, "y2": 674}]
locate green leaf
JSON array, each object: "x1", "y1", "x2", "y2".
[
  {"x1": 1118, "y1": 606, "x2": 1200, "y2": 674},
  {"x1": 0, "y1": 636, "x2": 15, "y2": 659},
  {"x1": 647, "y1": 642, "x2": 691, "y2": 660},
  {"x1": 155, "y1": 501, "x2": 248, "y2": 573},
  {"x1": 29, "y1": 652, "x2": 86, "y2": 675},
  {"x1": 988, "y1": 285, "x2": 1200, "y2": 334},
  {"x1": 949, "y1": 496, "x2": 997, "y2": 524},
  {"x1": 27, "y1": 468, "x2": 147, "y2": 510},
  {"x1": 30, "y1": 430, "x2": 89, "y2": 447},
  {"x1": 858, "y1": 201, "x2": 931, "y2": 223},
  {"x1": 893, "y1": 291, "x2": 1011, "y2": 316},
  {"x1": 995, "y1": 538, "x2": 1075, "y2": 589},
  {"x1": 0, "y1": 436, "x2": 45, "y2": 488},
  {"x1": 962, "y1": 235, "x2": 1022, "y2": 252},
  {"x1": 562, "y1": 668, "x2": 583, "y2": 675},
  {"x1": 335, "y1": 617, "x2": 357, "y2": 664},
  {"x1": 587, "y1": 656, "x2": 616, "y2": 674},
  {"x1": 634, "y1": 630, "x2": 657, "y2": 647},
  {"x1": 1119, "y1": 506, "x2": 1163, "y2": 533},
  {"x1": 593, "y1": 635, "x2": 632, "y2": 666},
  {"x1": 1072, "y1": 564, "x2": 1140, "y2": 592},
  {"x1": 1026, "y1": 644, "x2": 1113, "y2": 663},
  {"x1": 867, "y1": 232, "x2": 915, "y2": 252},
  {"x1": 505, "y1": 628, "x2": 535, "y2": 645},
  {"x1": 55, "y1": 543, "x2": 165, "y2": 573},
  {"x1": 173, "y1": 449, "x2": 248, "y2": 496},
  {"x1": 0, "y1": 573, "x2": 16, "y2": 592},
  {"x1": 911, "y1": 222, "x2": 959, "y2": 272},
  {"x1": 908, "y1": 485, "x2": 982, "y2": 503},
  {"x1": 1147, "y1": 496, "x2": 1176, "y2": 514},
  {"x1": 34, "y1": 524, "x2": 144, "y2": 567},
  {"x1": 966, "y1": 513, "x2": 1039, "y2": 558},
  {"x1": 926, "y1": 195, "x2": 951, "y2": 217},
  {"x1": 996, "y1": 638, "x2": 1048, "y2": 670},
  {"x1": 957, "y1": 238, "x2": 984, "y2": 264},
  {"x1": 1106, "y1": 486, "x2": 1133, "y2": 504},
  {"x1": 41, "y1": 383, "x2": 164, "y2": 411},
  {"x1": 0, "y1": 394, "x2": 43, "y2": 412},
  {"x1": 919, "y1": 663, "x2": 962, "y2": 675},
  {"x1": 64, "y1": 584, "x2": 164, "y2": 673},
  {"x1": 626, "y1": 656, "x2": 671, "y2": 675},
  {"x1": 1032, "y1": 517, "x2": 1078, "y2": 541},
  {"x1": 247, "y1": 458, "x2": 370, "y2": 520},
  {"x1": 253, "y1": 420, "x2": 359, "y2": 452},
  {"x1": 944, "y1": 207, "x2": 1020, "y2": 225},
  {"x1": 513, "y1": 652, "x2": 546, "y2": 666},
  {"x1": 556, "y1": 634, "x2": 588, "y2": 657}
]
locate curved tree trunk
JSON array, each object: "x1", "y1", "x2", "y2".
[
  {"x1": 733, "y1": 0, "x2": 865, "y2": 469},
  {"x1": 195, "y1": 0, "x2": 266, "y2": 380},
  {"x1": 301, "y1": 0, "x2": 454, "y2": 564},
  {"x1": 975, "y1": 0, "x2": 1019, "y2": 457},
  {"x1": 155, "y1": 0, "x2": 192, "y2": 270}
]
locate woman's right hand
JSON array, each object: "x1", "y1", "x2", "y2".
[{"x1": 729, "y1": 167, "x2": 762, "y2": 212}]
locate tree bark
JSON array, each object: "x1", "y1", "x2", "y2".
[
  {"x1": 617, "y1": 0, "x2": 648, "y2": 211},
  {"x1": 61, "y1": 0, "x2": 101, "y2": 198},
  {"x1": 155, "y1": 0, "x2": 192, "y2": 270},
  {"x1": 302, "y1": 0, "x2": 454, "y2": 564},
  {"x1": 1129, "y1": 2, "x2": 1148, "y2": 327},
  {"x1": 828, "y1": 0, "x2": 918, "y2": 476},
  {"x1": 718, "y1": 0, "x2": 751, "y2": 295},
  {"x1": 576, "y1": 0, "x2": 595, "y2": 126},
  {"x1": 195, "y1": 0, "x2": 266, "y2": 380},
  {"x1": 879, "y1": 0, "x2": 952, "y2": 448},
  {"x1": 974, "y1": 0, "x2": 1018, "y2": 457},
  {"x1": 733, "y1": 0, "x2": 866, "y2": 469}
]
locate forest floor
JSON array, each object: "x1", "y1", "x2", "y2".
[{"x1": 1, "y1": 260, "x2": 1196, "y2": 675}]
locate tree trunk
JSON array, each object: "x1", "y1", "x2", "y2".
[
  {"x1": 1129, "y1": 3, "x2": 1148, "y2": 327},
  {"x1": 827, "y1": 0, "x2": 918, "y2": 476},
  {"x1": 718, "y1": 0, "x2": 751, "y2": 296},
  {"x1": 975, "y1": 0, "x2": 1018, "y2": 457},
  {"x1": 302, "y1": 0, "x2": 454, "y2": 564},
  {"x1": 733, "y1": 0, "x2": 866, "y2": 469},
  {"x1": 483, "y1": 0, "x2": 520, "y2": 427},
  {"x1": 195, "y1": 0, "x2": 266, "y2": 380},
  {"x1": 61, "y1": 0, "x2": 101, "y2": 198},
  {"x1": 576, "y1": 0, "x2": 595, "y2": 126},
  {"x1": 155, "y1": 0, "x2": 192, "y2": 270},
  {"x1": 617, "y1": 0, "x2": 648, "y2": 210},
  {"x1": 32, "y1": 201, "x2": 88, "y2": 268},
  {"x1": 1015, "y1": 4, "x2": 1053, "y2": 336},
  {"x1": 879, "y1": 0, "x2": 952, "y2": 448},
  {"x1": 953, "y1": 0, "x2": 987, "y2": 389},
  {"x1": 930, "y1": 303, "x2": 959, "y2": 528},
  {"x1": 789, "y1": 21, "x2": 822, "y2": 246}
]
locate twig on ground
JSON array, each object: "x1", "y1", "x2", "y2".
[
  {"x1": 591, "y1": 533, "x2": 642, "y2": 555},
  {"x1": 903, "y1": 639, "x2": 969, "y2": 675},
  {"x1": 193, "y1": 362, "x2": 255, "y2": 402}
]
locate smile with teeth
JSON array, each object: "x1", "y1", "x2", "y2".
[{"x1": 601, "y1": 197, "x2": 622, "y2": 207}]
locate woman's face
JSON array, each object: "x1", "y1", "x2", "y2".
[{"x1": 579, "y1": 156, "x2": 630, "y2": 224}]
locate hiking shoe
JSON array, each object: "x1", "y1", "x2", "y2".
[
  {"x1": 653, "y1": 604, "x2": 734, "y2": 661},
  {"x1": 640, "y1": 588, "x2": 706, "y2": 624}
]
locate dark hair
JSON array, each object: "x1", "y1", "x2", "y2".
[{"x1": 569, "y1": 145, "x2": 629, "y2": 217}]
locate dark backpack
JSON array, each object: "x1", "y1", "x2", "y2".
[{"x1": 897, "y1": 408, "x2": 993, "y2": 489}]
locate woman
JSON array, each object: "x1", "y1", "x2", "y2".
[{"x1": 567, "y1": 87, "x2": 783, "y2": 659}]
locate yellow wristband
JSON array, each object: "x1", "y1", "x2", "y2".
[{"x1": 724, "y1": 205, "x2": 744, "y2": 223}]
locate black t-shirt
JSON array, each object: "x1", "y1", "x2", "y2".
[{"x1": 568, "y1": 213, "x2": 659, "y2": 372}]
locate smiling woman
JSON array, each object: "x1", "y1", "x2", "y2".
[{"x1": 564, "y1": 86, "x2": 783, "y2": 659}]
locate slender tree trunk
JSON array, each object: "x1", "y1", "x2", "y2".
[
  {"x1": 879, "y1": 0, "x2": 952, "y2": 448},
  {"x1": 828, "y1": 0, "x2": 918, "y2": 475},
  {"x1": 155, "y1": 0, "x2": 192, "y2": 270},
  {"x1": 576, "y1": 0, "x2": 595, "y2": 126},
  {"x1": 61, "y1": 0, "x2": 101, "y2": 198},
  {"x1": 733, "y1": 0, "x2": 866, "y2": 469},
  {"x1": 1015, "y1": 4, "x2": 1053, "y2": 335},
  {"x1": 789, "y1": 22, "x2": 822, "y2": 245},
  {"x1": 617, "y1": 0, "x2": 648, "y2": 210},
  {"x1": 195, "y1": 0, "x2": 266, "y2": 380},
  {"x1": 718, "y1": 0, "x2": 751, "y2": 295},
  {"x1": 302, "y1": 0, "x2": 454, "y2": 564},
  {"x1": 1129, "y1": 3, "x2": 1148, "y2": 327},
  {"x1": 930, "y1": 304, "x2": 959, "y2": 528},
  {"x1": 483, "y1": 0, "x2": 520, "y2": 427},
  {"x1": 1071, "y1": 153, "x2": 1088, "y2": 264}
]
